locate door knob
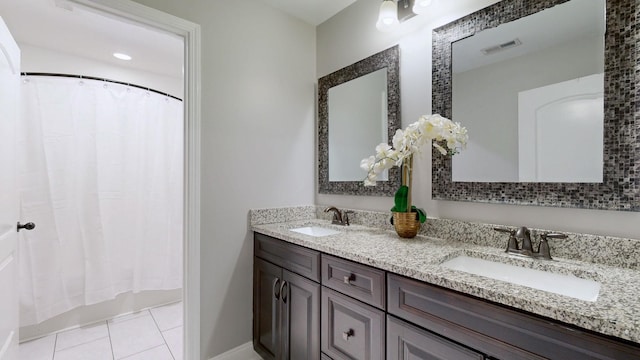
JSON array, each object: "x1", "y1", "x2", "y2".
[{"x1": 17, "y1": 222, "x2": 35, "y2": 232}]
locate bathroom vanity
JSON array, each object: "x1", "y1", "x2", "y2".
[
  {"x1": 252, "y1": 214, "x2": 640, "y2": 360},
  {"x1": 283, "y1": 0, "x2": 640, "y2": 356}
]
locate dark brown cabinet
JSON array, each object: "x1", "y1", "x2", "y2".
[
  {"x1": 321, "y1": 254, "x2": 385, "y2": 309},
  {"x1": 388, "y1": 274, "x2": 640, "y2": 360},
  {"x1": 254, "y1": 234, "x2": 321, "y2": 360},
  {"x1": 255, "y1": 233, "x2": 320, "y2": 282},
  {"x1": 321, "y1": 288, "x2": 385, "y2": 360},
  {"x1": 254, "y1": 258, "x2": 282, "y2": 358},
  {"x1": 254, "y1": 233, "x2": 640, "y2": 360},
  {"x1": 387, "y1": 315, "x2": 483, "y2": 360},
  {"x1": 283, "y1": 270, "x2": 320, "y2": 360}
]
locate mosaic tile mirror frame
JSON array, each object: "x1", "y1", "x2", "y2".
[
  {"x1": 432, "y1": 0, "x2": 640, "y2": 211},
  {"x1": 318, "y1": 45, "x2": 401, "y2": 196}
]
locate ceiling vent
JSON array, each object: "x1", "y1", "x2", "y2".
[{"x1": 481, "y1": 38, "x2": 522, "y2": 55}]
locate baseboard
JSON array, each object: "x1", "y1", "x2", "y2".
[{"x1": 210, "y1": 342, "x2": 262, "y2": 360}]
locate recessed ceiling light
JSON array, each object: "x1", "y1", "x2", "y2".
[{"x1": 113, "y1": 52, "x2": 132, "y2": 61}]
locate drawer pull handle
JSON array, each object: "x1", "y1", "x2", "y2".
[
  {"x1": 280, "y1": 281, "x2": 288, "y2": 304},
  {"x1": 343, "y1": 274, "x2": 355, "y2": 284},
  {"x1": 342, "y1": 329, "x2": 354, "y2": 341},
  {"x1": 273, "y1": 278, "x2": 280, "y2": 300}
]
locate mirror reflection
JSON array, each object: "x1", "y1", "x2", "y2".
[
  {"x1": 451, "y1": 0, "x2": 605, "y2": 183},
  {"x1": 328, "y1": 68, "x2": 389, "y2": 181}
]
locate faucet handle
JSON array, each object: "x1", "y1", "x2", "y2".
[
  {"x1": 343, "y1": 211, "x2": 354, "y2": 226},
  {"x1": 493, "y1": 227, "x2": 515, "y2": 235},
  {"x1": 537, "y1": 232, "x2": 567, "y2": 260},
  {"x1": 541, "y1": 233, "x2": 568, "y2": 240},
  {"x1": 494, "y1": 227, "x2": 519, "y2": 252}
]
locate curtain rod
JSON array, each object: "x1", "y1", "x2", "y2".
[{"x1": 20, "y1": 72, "x2": 182, "y2": 102}]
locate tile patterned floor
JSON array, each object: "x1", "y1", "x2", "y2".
[{"x1": 18, "y1": 302, "x2": 183, "y2": 360}]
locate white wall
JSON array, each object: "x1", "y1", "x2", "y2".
[
  {"x1": 128, "y1": 1, "x2": 316, "y2": 359},
  {"x1": 20, "y1": 44, "x2": 182, "y2": 98},
  {"x1": 316, "y1": 0, "x2": 640, "y2": 240}
]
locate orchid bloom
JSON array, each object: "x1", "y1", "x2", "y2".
[{"x1": 361, "y1": 114, "x2": 468, "y2": 186}]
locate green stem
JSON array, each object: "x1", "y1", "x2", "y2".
[{"x1": 406, "y1": 155, "x2": 413, "y2": 213}]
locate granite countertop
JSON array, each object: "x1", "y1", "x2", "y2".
[{"x1": 252, "y1": 219, "x2": 640, "y2": 344}]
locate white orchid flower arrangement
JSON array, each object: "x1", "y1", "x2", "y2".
[{"x1": 360, "y1": 114, "x2": 468, "y2": 222}]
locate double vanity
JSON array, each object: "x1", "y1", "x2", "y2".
[
  {"x1": 286, "y1": 0, "x2": 640, "y2": 357},
  {"x1": 251, "y1": 207, "x2": 640, "y2": 360}
]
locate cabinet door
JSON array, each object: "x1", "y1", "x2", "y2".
[
  {"x1": 254, "y1": 258, "x2": 283, "y2": 360},
  {"x1": 282, "y1": 270, "x2": 320, "y2": 360},
  {"x1": 322, "y1": 287, "x2": 385, "y2": 360},
  {"x1": 387, "y1": 316, "x2": 483, "y2": 360}
]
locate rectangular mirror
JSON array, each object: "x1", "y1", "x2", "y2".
[
  {"x1": 432, "y1": 0, "x2": 640, "y2": 210},
  {"x1": 318, "y1": 45, "x2": 401, "y2": 195}
]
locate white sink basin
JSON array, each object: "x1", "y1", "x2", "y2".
[
  {"x1": 289, "y1": 226, "x2": 341, "y2": 237},
  {"x1": 441, "y1": 256, "x2": 601, "y2": 302}
]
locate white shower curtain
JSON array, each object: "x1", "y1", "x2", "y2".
[{"x1": 17, "y1": 76, "x2": 183, "y2": 326}]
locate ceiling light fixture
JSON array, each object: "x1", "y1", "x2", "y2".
[
  {"x1": 113, "y1": 52, "x2": 132, "y2": 61},
  {"x1": 377, "y1": 0, "x2": 428, "y2": 32},
  {"x1": 376, "y1": 0, "x2": 399, "y2": 32},
  {"x1": 412, "y1": 0, "x2": 432, "y2": 14}
]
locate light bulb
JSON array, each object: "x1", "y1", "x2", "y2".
[
  {"x1": 113, "y1": 52, "x2": 132, "y2": 61},
  {"x1": 376, "y1": 0, "x2": 399, "y2": 32},
  {"x1": 412, "y1": 0, "x2": 432, "y2": 14}
]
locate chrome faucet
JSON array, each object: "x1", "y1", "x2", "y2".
[
  {"x1": 494, "y1": 226, "x2": 567, "y2": 260},
  {"x1": 324, "y1": 206, "x2": 353, "y2": 226},
  {"x1": 515, "y1": 226, "x2": 534, "y2": 254}
]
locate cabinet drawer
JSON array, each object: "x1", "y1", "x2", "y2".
[
  {"x1": 387, "y1": 315, "x2": 483, "y2": 360},
  {"x1": 321, "y1": 254, "x2": 385, "y2": 309},
  {"x1": 321, "y1": 287, "x2": 384, "y2": 360},
  {"x1": 255, "y1": 233, "x2": 320, "y2": 282},
  {"x1": 388, "y1": 274, "x2": 640, "y2": 360}
]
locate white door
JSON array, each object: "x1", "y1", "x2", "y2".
[
  {"x1": 518, "y1": 73, "x2": 604, "y2": 182},
  {"x1": 0, "y1": 16, "x2": 21, "y2": 360}
]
